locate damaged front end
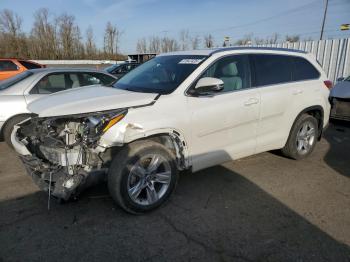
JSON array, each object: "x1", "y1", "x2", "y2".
[{"x1": 13, "y1": 109, "x2": 127, "y2": 201}]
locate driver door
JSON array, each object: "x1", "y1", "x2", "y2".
[{"x1": 186, "y1": 55, "x2": 260, "y2": 171}]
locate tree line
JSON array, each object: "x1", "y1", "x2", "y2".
[
  {"x1": 0, "y1": 8, "x2": 125, "y2": 60},
  {"x1": 0, "y1": 8, "x2": 305, "y2": 60},
  {"x1": 136, "y1": 30, "x2": 303, "y2": 53}
]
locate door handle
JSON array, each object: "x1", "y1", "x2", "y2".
[
  {"x1": 293, "y1": 89, "x2": 303, "y2": 95},
  {"x1": 244, "y1": 98, "x2": 259, "y2": 106}
]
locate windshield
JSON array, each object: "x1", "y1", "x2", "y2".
[
  {"x1": 0, "y1": 71, "x2": 33, "y2": 90},
  {"x1": 113, "y1": 55, "x2": 206, "y2": 94}
]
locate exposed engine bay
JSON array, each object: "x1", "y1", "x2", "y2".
[{"x1": 16, "y1": 109, "x2": 127, "y2": 201}]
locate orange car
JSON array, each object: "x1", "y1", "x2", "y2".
[{"x1": 0, "y1": 59, "x2": 45, "y2": 81}]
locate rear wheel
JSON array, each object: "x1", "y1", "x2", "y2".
[
  {"x1": 3, "y1": 115, "x2": 30, "y2": 149},
  {"x1": 282, "y1": 114, "x2": 318, "y2": 160},
  {"x1": 108, "y1": 140, "x2": 178, "y2": 214}
]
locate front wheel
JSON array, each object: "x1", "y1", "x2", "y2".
[
  {"x1": 282, "y1": 114, "x2": 319, "y2": 160},
  {"x1": 108, "y1": 140, "x2": 178, "y2": 214}
]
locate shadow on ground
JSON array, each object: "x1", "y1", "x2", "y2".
[
  {"x1": 324, "y1": 120, "x2": 350, "y2": 177},
  {"x1": 1, "y1": 165, "x2": 349, "y2": 262}
]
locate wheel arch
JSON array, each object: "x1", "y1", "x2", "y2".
[
  {"x1": 291, "y1": 105, "x2": 325, "y2": 141},
  {"x1": 125, "y1": 130, "x2": 190, "y2": 171},
  {"x1": 0, "y1": 113, "x2": 32, "y2": 141}
]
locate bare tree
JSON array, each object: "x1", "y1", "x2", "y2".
[
  {"x1": 85, "y1": 26, "x2": 97, "y2": 58},
  {"x1": 30, "y1": 8, "x2": 59, "y2": 59},
  {"x1": 104, "y1": 22, "x2": 122, "y2": 56},
  {"x1": 136, "y1": 37, "x2": 148, "y2": 53},
  {"x1": 204, "y1": 34, "x2": 214, "y2": 48},
  {"x1": 191, "y1": 35, "x2": 200, "y2": 50},
  {"x1": 235, "y1": 34, "x2": 252, "y2": 46},
  {"x1": 148, "y1": 36, "x2": 161, "y2": 53},
  {"x1": 254, "y1": 37, "x2": 265, "y2": 45},
  {"x1": 285, "y1": 34, "x2": 300, "y2": 43},
  {"x1": 0, "y1": 9, "x2": 27, "y2": 57},
  {"x1": 268, "y1": 33, "x2": 279, "y2": 44},
  {"x1": 179, "y1": 29, "x2": 190, "y2": 51},
  {"x1": 161, "y1": 37, "x2": 179, "y2": 53}
]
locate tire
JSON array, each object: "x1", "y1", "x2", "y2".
[
  {"x1": 108, "y1": 140, "x2": 179, "y2": 214},
  {"x1": 3, "y1": 115, "x2": 30, "y2": 149},
  {"x1": 282, "y1": 114, "x2": 319, "y2": 160}
]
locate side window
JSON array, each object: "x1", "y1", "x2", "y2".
[
  {"x1": 32, "y1": 73, "x2": 67, "y2": 94},
  {"x1": 18, "y1": 60, "x2": 42, "y2": 69},
  {"x1": 80, "y1": 73, "x2": 110, "y2": 86},
  {"x1": 253, "y1": 54, "x2": 293, "y2": 86},
  {"x1": 68, "y1": 73, "x2": 81, "y2": 88},
  {"x1": 198, "y1": 55, "x2": 251, "y2": 92},
  {"x1": 0, "y1": 60, "x2": 18, "y2": 71},
  {"x1": 94, "y1": 73, "x2": 116, "y2": 85},
  {"x1": 292, "y1": 57, "x2": 320, "y2": 81}
]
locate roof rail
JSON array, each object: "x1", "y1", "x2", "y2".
[{"x1": 209, "y1": 46, "x2": 307, "y2": 56}]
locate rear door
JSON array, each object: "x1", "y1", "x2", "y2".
[{"x1": 252, "y1": 54, "x2": 296, "y2": 152}]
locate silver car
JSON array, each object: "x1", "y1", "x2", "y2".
[{"x1": 0, "y1": 68, "x2": 117, "y2": 146}]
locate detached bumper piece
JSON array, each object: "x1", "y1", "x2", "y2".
[
  {"x1": 20, "y1": 155, "x2": 86, "y2": 201},
  {"x1": 330, "y1": 98, "x2": 350, "y2": 121}
]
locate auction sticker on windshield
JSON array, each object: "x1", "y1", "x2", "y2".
[{"x1": 178, "y1": 59, "x2": 204, "y2": 64}]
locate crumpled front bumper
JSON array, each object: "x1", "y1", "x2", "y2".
[
  {"x1": 11, "y1": 125, "x2": 103, "y2": 200},
  {"x1": 19, "y1": 154, "x2": 85, "y2": 200}
]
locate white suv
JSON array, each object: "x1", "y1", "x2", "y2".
[{"x1": 12, "y1": 47, "x2": 331, "y2": 214}]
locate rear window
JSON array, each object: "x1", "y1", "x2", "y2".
[
  {"x1": 0, "y1": 60, "x2": 18, "y2": 71},
  {"x1": 253, "y1": 54, "x2": 292, "y2": 86},
  {"x1": 0, "y1": 71, "x2": 33, "y2": 90},
  {"x1": 292, "y1": 57, "x2": 320, "y2": 81},
  {"x1": 19, "y1": 60, "x2": 42, "y2": 69}
]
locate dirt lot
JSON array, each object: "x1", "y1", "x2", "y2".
[{"x1": 0, "y1": 121, "x2": 349, "y2": 262}]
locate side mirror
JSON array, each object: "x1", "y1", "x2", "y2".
[
  {"x1": 194, "y1": 77, "x2": 224, "y2": 94},
  {"x1": 337, "y1": 77, "x2": 344, "y2": 82}
]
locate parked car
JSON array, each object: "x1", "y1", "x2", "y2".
[
  {"x1": 0, "y1": 68, "x2": 117, "y2": 146},
  {"x1": 104, "y1": 62, "x2": 139, "y2": 78},
  {"x1": 12, "y1": 47, "x2": 331, "y2": 214},
  {"x1": 0, "y1": 58, "x2": 45, "y2": 81},
  {"x1": 330, "y1": 75, "x2": 350, "y2": 121}
]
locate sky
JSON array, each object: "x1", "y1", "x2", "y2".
[{"x1": 1, "y1": 0, "x2": 350, "y2": 54}]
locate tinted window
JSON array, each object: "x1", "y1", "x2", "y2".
[
  {"x1": 0, "y1": 71, "x2": 33, "y2": 90},
  {"x1": 114, "y1": 55, "x2": 206, "y2": 94},
  {"x1": 197, "y1": 55, "x2": 251, "y2": 92},
  {"x1": 31, "y1": 73, "x2": 68, "y2": 94},
  {"x1": 0, "y1": 60, "x2": 18, "y2": 71},
  {"x1": 253, "y1": 54, "x2": 292, "y2": 86},
  {"x1": 19, "y1": 60, "x2": 42, "y2": 69},
  {"x1": 292, "y1": 57, "x2": 320, "y2": 81}
]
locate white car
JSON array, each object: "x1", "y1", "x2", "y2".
[
  {"x1": 0, "y1": 68, "x2": 117, "y2": 147},
  {"x1": 12, "y1": 47, "x2": 331, "y2": 214}
]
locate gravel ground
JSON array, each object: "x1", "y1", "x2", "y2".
[{"x1": 0, "y1": 120, "x2": 349, "y2": 262}]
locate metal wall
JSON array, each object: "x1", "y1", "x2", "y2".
[{"x1": 249, "y1": 38, "x2": 350, "y2": 82}]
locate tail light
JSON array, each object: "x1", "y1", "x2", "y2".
[{"x1": 323, "y1": 80, "x2": 333, "y2": 89}]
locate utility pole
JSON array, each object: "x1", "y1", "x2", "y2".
[{"x1": 320, "y1": 0, "x2": 329, "y2": 40}]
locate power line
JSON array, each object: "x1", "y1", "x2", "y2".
[{"x1": 192, "y1": 0, "x2": 320, "y2": 34}]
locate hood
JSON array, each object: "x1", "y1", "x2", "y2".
[
  {"x1": 330, "y1": 81, "x2": 350, "y2": 99},
  {"x1": 28, "y1": 85, "x2": 158, "y2": 117}
]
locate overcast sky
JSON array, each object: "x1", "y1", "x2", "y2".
[{"x1": 1, "y1": 0, "x2": 349, "y2": 54}]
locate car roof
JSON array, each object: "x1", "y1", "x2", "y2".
[
  {"x1": 158, "y1": 47, "x2": 307, "y2": 57},
  {"x1": 28, "y1": 68, "x2": 112, "y2": 74}
]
